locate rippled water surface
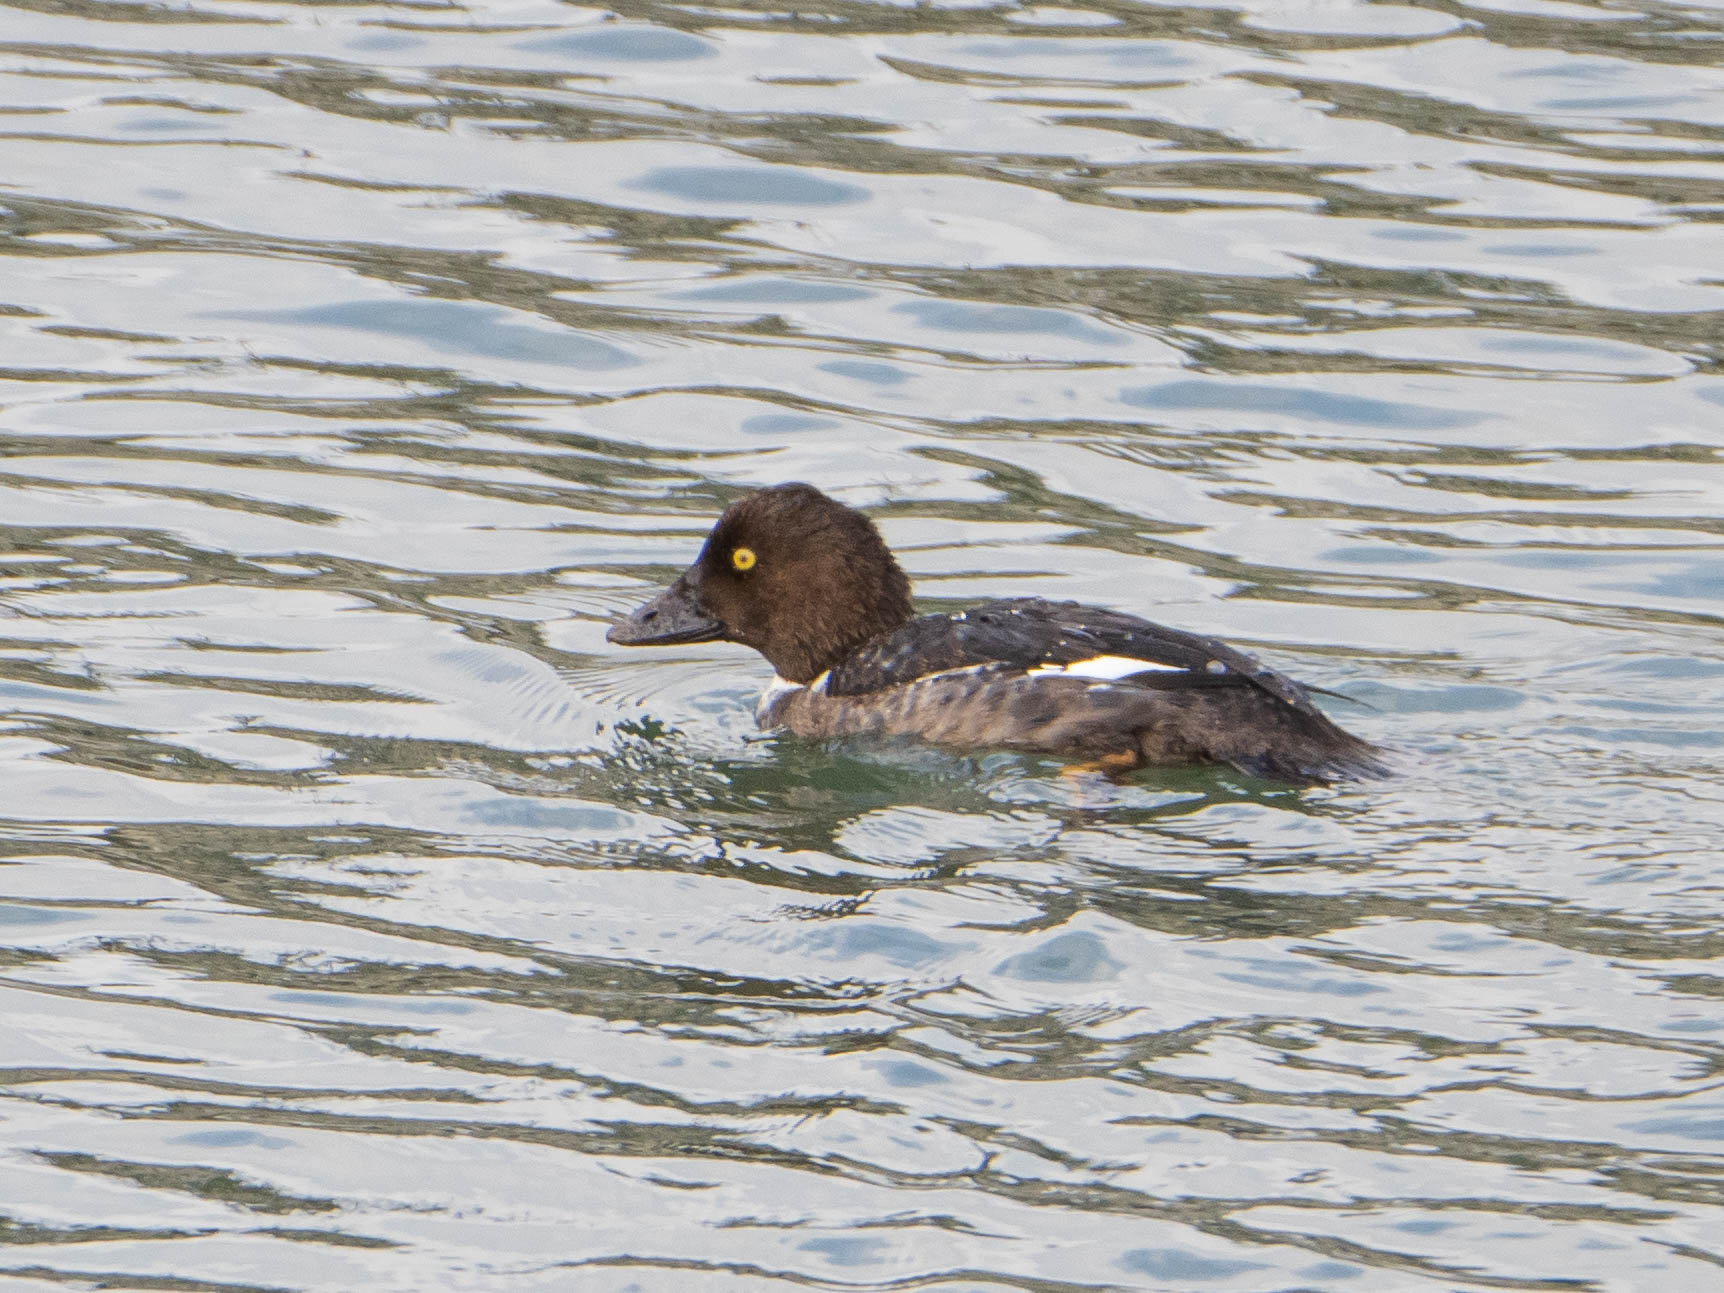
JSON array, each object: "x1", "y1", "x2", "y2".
[{"x1": 3, "y1": 0, "x2": 1724, "y2": 1288}]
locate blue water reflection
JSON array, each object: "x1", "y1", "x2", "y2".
[
  {"x1": 632, "y1": 165, "x2": 869, "y2": 206},
  {"x1": 995, "y1": 931, "x2": 1121, "y2": 983},
  {"x1": 1120, "y1": 380, "x2": 1483, "y2": 430},
  {"x1": 218, "y1": 300, "x2": 637, "y2": 370},
  {"x1": 1121, "y1": 1248, "x2": 1269, "y2": 1280},
  {"x1": 521, "y1": 26, "x2": 717, "y2": 62},
  {"x1": 3, "y1": 0, "x2": 1723, "y2": 1289}
]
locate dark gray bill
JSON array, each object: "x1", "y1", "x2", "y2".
[{"x1": 606, "y1": 576, "x2": 723, "y2": 646}]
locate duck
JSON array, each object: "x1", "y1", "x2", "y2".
[{"x1": 607, "y1": 483, "x2": 1384, "y2": 784}]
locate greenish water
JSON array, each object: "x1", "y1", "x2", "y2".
[{"x1": 2, "y1": 0, "x2": 1722, "y2": 1289}]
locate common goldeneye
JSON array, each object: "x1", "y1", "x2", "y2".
[{"x1": 607, "y1": 483, "x2": 1384, "y2": 783}]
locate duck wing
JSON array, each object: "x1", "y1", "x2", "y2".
[{"x1": 825, "y1": 597, "x2": 1314, "y2": 712}]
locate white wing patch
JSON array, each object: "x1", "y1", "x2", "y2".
[
  {"x1": 1028, "y1": 654, "x2": 1195, "y2": 681},
  {"x1": 756, "y1": 674, "x2": 805, "y2": 722},
  {"x1": 756, "y1": 669, "x2": 832, "y2": 721}
]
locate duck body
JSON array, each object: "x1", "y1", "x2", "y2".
[{"x1": 608, "y1": 484, "x2": 1384, "y2": 784}]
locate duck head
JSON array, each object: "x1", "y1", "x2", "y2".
[{"x1": 607, "y1": 483, "x2": 913, "y2": 684}]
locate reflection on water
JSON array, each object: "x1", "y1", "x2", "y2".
[{"x1": 3, "y1": 0, "x2": 1723, "y2": 1287}]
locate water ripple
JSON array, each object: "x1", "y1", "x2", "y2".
[{"x1": 3, "y1": 0, "x2": 1724, "y2": 1287}]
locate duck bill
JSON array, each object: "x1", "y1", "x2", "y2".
[{"x1": 607, "y1": 574, "x2": 723, "y2": 646}]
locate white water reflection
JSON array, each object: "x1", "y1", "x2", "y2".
[{"x1": 3, "y1": 0, "x2": 1724, "y2": 1288}]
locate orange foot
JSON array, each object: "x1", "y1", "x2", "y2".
[{"x1": 1060, "y1": 749, "x2": 1140, "y2": 780}]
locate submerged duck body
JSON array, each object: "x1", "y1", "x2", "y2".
[{"x1": 607, "y1": 484, "x2": 1384, "y2": 784}]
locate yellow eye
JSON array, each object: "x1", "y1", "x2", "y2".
[{"x1": 731, "y1": 546, "x2": 757, "y2": 572}]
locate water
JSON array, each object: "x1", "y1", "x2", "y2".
[{"x1": 2, "y1": 0, "x2": 1723, "y2": 1288}]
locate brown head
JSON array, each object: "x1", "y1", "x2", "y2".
[{"x1": 607, "y1": 483, "x2": 914, "y2": 683}]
